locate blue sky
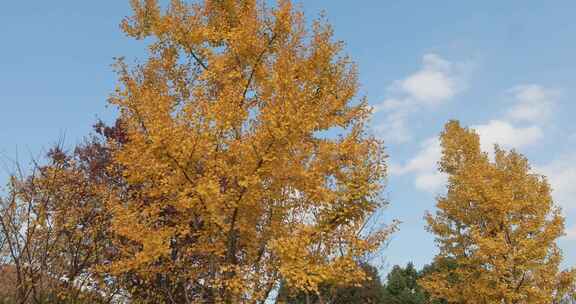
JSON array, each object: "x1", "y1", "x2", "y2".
[{"x1": 1, "y1": 1, "x2": 575, "y2": 271}]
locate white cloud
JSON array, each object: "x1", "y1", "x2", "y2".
[
  {"x1": 374, "y1": 109, "x2": 412, "y2": 143},
  {"x1": 392, "y1": 137, "x2": 447, "y2": 193},
  {"x1": 372, "y1": 98, "x2": 405, "y2": 113},
  {"x1": 535, "y1": 154, "x2": 576, "y2": 211},
  {"x1": 507, "y1": 85, "x2": 558, "y2": 122},
  {"x1": 373, "y1": 53, "x2": 469, "y2": 143},
  {"x1": 400, "y1": 54, "x2": 458, "y2": 105},
  {"x1": 472, "y1": 120, "x2": 543, "y2": 153},
  {"x1": 464, "y1": 84, "x2": 555, "y2": 160},
  {"x1": 397, "y1": 119, "x2": 544, "y2": 195},
  {"x1": 414, "y1": 171, "x2": 447, "y2": 193},
  {"x1": 401, "y1": 71, "x2": 454, "y2": 105},
  {"x1": 399, "y1": 137, "x2": 441, "y2": 174},
  {"x1": 506, "y1": 84, "x2": 558, "y2": 124},
  {"x1": 565, "y1": 225, "x2": 576, "y2": 240}
]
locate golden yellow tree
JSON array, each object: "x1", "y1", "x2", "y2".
[
  {"x1": 420, "y1": 120, "x2": 575, "y2": 304},
  {"x1": 105, "y1": 0, "x2": 396, "y2": 302}
]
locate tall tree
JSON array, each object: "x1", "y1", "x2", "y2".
[
  {"x1": 420, "y1": 120, "x2": 575, "y2": 303},
  {"x1": 105, "y1": 0, "x2": 396, "y2": 302},
  {"x1": 276, "y1": 262, "x2": 384, "y2": 304}
]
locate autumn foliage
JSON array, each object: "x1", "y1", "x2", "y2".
[
  {"x1": 100, "y1": 0, "x2": 398, "y2": 302},
  {"x1": 420, "y1": 121, "x2": 575, "y2": 304},
  {"x1": 1, "y1": 1, "x2": 575, "y2": 304},
  {"x1": 0, "y1": 128, "x2": 124, "y2": 303},
  {"x1": 3, "y1": 0, "x2": 396, "y2": 303},
  {"x1": 101, "y1": 0, "x2": 404, "y2": 302}
]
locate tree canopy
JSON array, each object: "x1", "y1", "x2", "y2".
[
  {"x1": 420, "y1": 121, "x2": 576, "y2": 304},
  {"x1": 103, "y1": 0, "x2": 396, "y2": 302},
  {"x1": 1, "y1": 1, "x2": 575, "y2": 304}
]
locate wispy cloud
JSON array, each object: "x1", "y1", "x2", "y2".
[
  {"x1": 398, "y1": 54, "x2": 460, "y2": 105},
  {"x1": 535, "y1": 154, "x2": 576, "y2": 211},
  {"x1": 372, "y1": 53, "x2": 471, "y2": 143},
  {"x1": 391, "y1": 137, "x2": 447, "y2": 194},
  {"x1": 565, "y1": 225, "x2": 576, "y2": 240},
  {"x1": 373, "y1": 105, "x2": 413, "y2": 144},
  {"x1": 394, "y1": 83, "x2": 558, "y2": 195},
  {"x1": 473, "y1": 120, "x2": 543, "y2": 153},
  {"x1": 506, "y1": 84, "x2": 559, "y2": 124},
  {"x1": 472, "y1": 84, "x2": 558, "y2": 154}
]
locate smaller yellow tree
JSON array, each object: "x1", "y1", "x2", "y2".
[{"x1": 420, "y1": 120, "x2": 575, "y2": 304}]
